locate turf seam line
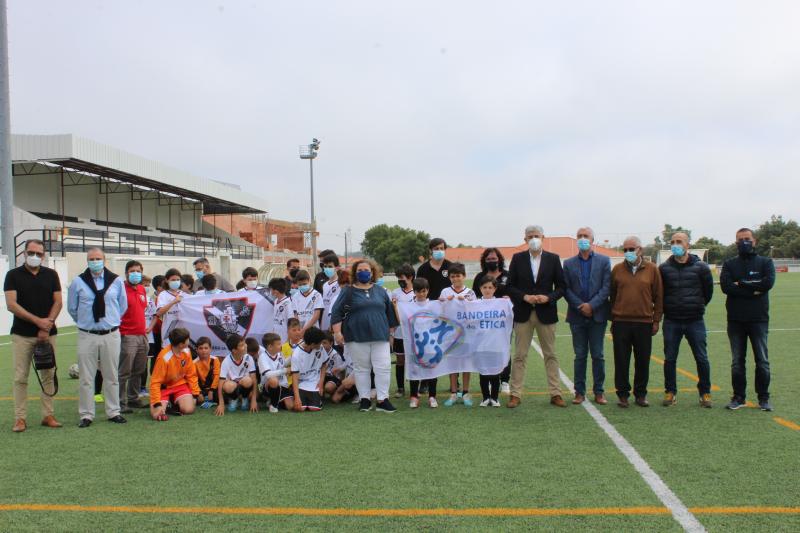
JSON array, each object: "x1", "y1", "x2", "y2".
[
  {"x1": 531, "y1": 339, "x2": 707, "y2": 533},
  {"x1": 0, "y1": 330, "x2": 77, "y2": 346}
]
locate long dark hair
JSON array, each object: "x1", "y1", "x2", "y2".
[{"x1": 479, "y1": 247, "x2": 505, "y2": 273}]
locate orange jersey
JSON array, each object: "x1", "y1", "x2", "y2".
[
  {"x1": 150, "y1": 345, "x2": 200, "y2": 405},
  {"x1": 194, "y1": 356, "x2": 220, "y2": 392}
]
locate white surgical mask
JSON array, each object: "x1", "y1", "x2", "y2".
[
  {"x1": 246, "y1": 280, "x2": 258, "y2": 289},
  {"x1": 25, "y1": 254, "x2": 43, "y2": 268},
  {"x1": 528, "y1": 238, "x2": 542, "y2": 252}
]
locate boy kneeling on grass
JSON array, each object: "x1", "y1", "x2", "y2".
[
  {"x1": 258, "y1": 333, "x2": 294, "y2": 413},
  {"x1": 290, "y1": 327, "x2": 328, "y2": 412},
  {"x1": 215, "y1": 334, "x2": 258, "y2": 416},
  {"x1": 150, "y1": 328, "x2": 201, "y2": 421}
]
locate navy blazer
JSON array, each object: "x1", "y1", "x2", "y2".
[
  {"x1": 563, "y1": 252, "x2": 612, "y2": 324},
  {"x1": 506, "y1": 250, "x2": 565, "y2": 325}
]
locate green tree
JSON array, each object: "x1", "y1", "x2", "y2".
[
  {"x1": 754, "y1": 215, "x2": 800, "y2": 257},
  {"x1": 692, "y1": 236, "x2": 727, "y2": 264},
  {"x1": 662, "y1": 223, "x2": 692, "y2": 243},
  {"x1": 360, "y1": 224, "x2": 431, "y2": 271}
]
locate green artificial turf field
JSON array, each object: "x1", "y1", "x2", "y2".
[{"x1": 0, "y1": 274, "x2": 798, "y2": 532}]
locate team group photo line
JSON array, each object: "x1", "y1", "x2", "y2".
[{"x1": 4, "y1": 223, "x2": 775, "y2": 432}]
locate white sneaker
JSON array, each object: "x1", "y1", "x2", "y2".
[
  {"x1": 491, "y1": 399, "x2": 501, "y2": 407},
  {"x1": 428, "y1": 397, "x2": 438, "y2": 408},
  {"x1": 500, "y1": 382, "x2": 510, "y2": 394},
  {"x1": 479, "y1": 398, "x2": 492, "y2": 407},
  {"x1": 351, "y1": 397, "x2": 361, "y2": 404},
  {"x1": 409, "y1": 397, "x2": 420, "y2": 409},
  {"x1": 370, "y1": 388, "x2": 377, "y2": 400},
  {"x1": 268, "y1": 404, "x2": 279, "y2": 413}
]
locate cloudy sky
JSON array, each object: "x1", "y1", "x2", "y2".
[{"x1": 8, "y1": 1, "x2": 800, "y2": 252}]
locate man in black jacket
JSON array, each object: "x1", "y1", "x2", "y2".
[
  {"x1": 720, "y1": 228, "x2": 776, "y2": 411},
  {"x1": 659, "y1": 232, "x2": 714, "y2": 408},
  {"x1": 505, "y1": 225, "x2": 566, "y2": 408}
]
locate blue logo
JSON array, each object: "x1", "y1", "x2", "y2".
[{"x1": 408, "y1": 312, "x2": 464, "y2": 368}]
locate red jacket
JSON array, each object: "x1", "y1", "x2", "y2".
[{"x1": 120, "y1": 282, "x2": 147, "y2": 335}]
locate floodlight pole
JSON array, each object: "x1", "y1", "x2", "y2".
[
  {"x1": 0, "y1": 0, "x2": 14, "y2": 263},
  {"x1": 299, "y1": 139, "x2": 320, "y2": 273}
]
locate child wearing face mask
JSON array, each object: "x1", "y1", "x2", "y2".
[
  {"x1": 291, "y1": 270, "x2": 324, "y2": 331},
  {"x1": 320, "y1": 254, "x2": 341, "y2": 332},
  {"x1": 267, "y1": 277, "x2": 297, "y2": 343},
  {"x1": 390, "y1": 264, "x2": 416, "y2": 398},
  {"x1": 156, "y1": 268, "x2": 186, "y2": 348},
  {"x1": 240, "y1": 267, "x2": 262, "y2": 291}
]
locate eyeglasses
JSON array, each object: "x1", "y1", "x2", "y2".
[
  {"x1": 26, "y1": 251, "x2": 44, "y2": 258},
  {"x1": 622, "y1": 248, "x2": 637, "y2": 253}
]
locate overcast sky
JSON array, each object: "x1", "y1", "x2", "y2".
[{"x1": 8, "y1": 1, "x2": 800, "y2": 252}]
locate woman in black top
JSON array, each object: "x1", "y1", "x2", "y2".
[{"x1": 471, "y1": 247, "x2": 512, "y2": 389}]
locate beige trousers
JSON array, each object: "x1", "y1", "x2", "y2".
[
  {"x1": 510, "y1": 313, "x2": 561, "y2": 398},
  {"x1": 12, "y1": 334, "x2": 58, "y2": 420}
]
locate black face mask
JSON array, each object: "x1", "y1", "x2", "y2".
[
  {"x1": 486, "y1": 261, "x2": 499, "y2": 271},
  {"x1": 398, "y1": 279, "x2": 408, "y2": 289},
  {"x1": 737, "y1": 240, "x2": 754, "y2": 256},
  {"x1": 289, "y1": 268, "x2": 299, "y2": 277}
]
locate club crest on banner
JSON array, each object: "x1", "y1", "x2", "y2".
[
  {"x1": 407, "y1": 311, "x2": 464, "y2": 368},
  {"x1": 203, "y1": 297, "x2": 255, "y2": 341}
]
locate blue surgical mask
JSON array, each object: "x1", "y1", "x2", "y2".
[
  {"x1": 168, "y1": 280, "x2": 181, "y2": 291},
  {"x1": 356, "y1": 270, "x2": 373, "y2": 284},
  {"x1": 624, "y1": 251, "x2": 638, "y2": 264},
  {"x1": 298, "y1": 284, "x2": 310, "y2": 293},
  {"x1": 432, "y1": 250, "x2": 445, "y2": 261},
  {"x1": 88, "y1": 260, "x2": 104, "y2": 273},
  {"x1": 577, "y1": 238, "x2": 591, "y2": 252},
  {"x1": 128, "y1": 272, "x2": 142, "y2": 284},
  {"x1": 376, "y1": 278, "x2": 385, "y2": 287},
  {"x1": 195, "y1": 270, "x2": 204, "y2": 280},
  {"x1": 670, "y1": 245, "x2": 685, "y2": 258},
  {"x1": 323, "y1": 267, "x2": 335, "y2": 279},
  {"x1": 289, "y1": 288, "x2": 299, "y2": 297}
]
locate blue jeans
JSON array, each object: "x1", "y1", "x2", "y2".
[
  {"x1": 570, "y1": 320, "x2": 607, "y2": 395},
  {"x1": 662, "y1": 319, "x2": 711, "y2": 395},
  {"x1": 728, "y1": 321, "x2": 770, "y2": 401}
]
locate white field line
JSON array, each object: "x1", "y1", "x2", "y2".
[
  {"x1": 531, "y1": 339, "x2": 706, "y2": 533},
  {"x1": 0, "y1": 330, "x2": 77, "y2": 346},
  {"x1": 555, "y1": 327, "x2": 800, "y2": 338}
]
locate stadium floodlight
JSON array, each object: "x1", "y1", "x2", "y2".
[{"x1": 299, "y1": 139, "x2": 320, "y2": 272}]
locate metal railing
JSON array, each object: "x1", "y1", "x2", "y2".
[{"x1": 14, "y1": 227, "x2": 264, "y2": 262}]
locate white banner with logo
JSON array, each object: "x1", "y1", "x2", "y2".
[
  {"x1": 397, "y1": 298, "x2": 514, "y2": 380},
  {"x1": 172, "y1": 289, "x2": 274, "y2": 356}
]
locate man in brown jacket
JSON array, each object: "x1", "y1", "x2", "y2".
[{"x1": 610, "y1": 236, "x2": 663, "y2": 408}]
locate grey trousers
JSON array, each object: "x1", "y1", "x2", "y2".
[
  {"x1": 119, "y1": 334, "x2": 149, "y2": 406},
  {"x1": 78, "y1": 329, "x2": 121, "y2": 420}
]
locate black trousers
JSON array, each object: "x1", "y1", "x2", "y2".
[{"x1": 612, "y1": 321, "x2": 652, "y2": 399}]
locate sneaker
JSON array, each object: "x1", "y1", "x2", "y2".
[
  {"x1": 479, "y1": 398, "x2": 492, "y2": 407},
  {"x1": 240, "y1": 398, "x2": 250, "y2": 411},
  {"x1": 699, "y1": 394, "x2": 713, "y2": 408},
  {"x1": 462, "y1": 393, "x2": 473, "y2": 407},
  {"x1": 376, "y1": 399, "x2": 397, "y2": 413},
  {"x1": 268, "y1": 404, "x2": 279, "y2": 413},
  {"x1": 351, "y1": 397, "x2": 361, "y2": 404},
  {"x1": 227, "y1": 398, "x2": 239, "y2": 412},
  {"x1": 428, "y1": 397, "x2": 438, "y2": 408},
  {"x1": 456, "y1": 391, "x2": 464, "y2": 400},
  {"x1": 491, "y1": 398, "x2": 501, "y2": 407},
  {"x1": 139, "y1": 388, "x2": 149, "y2": 397},
  {"x1": 94, "y1": 394, "x2": 103, "y2": 404},
  {"x1": 369, "y1": 389, "x2": 377, "y2": 400},
  {"x1": 759, "y1": 400, "x2": 773, "y2": 412},
  {"x1": 358, "y1": 398, "x2": 372, "y2": 412},
  {"x1": 726, "y1": 397, "x2": 746, "y2": 410},
  {"x1": 444, "y1": 393, "x2": 458, "y2": 407},
  {"x1": 663, "y1": 392, "x2": 677, "y2": 406},
  {"x1": 500, "y1": 382, "x2": 510, "y2": 394},
  {"x1": 394, "y1": 389, "x2": 405, "y2": 399},
  {"x1": 409, "y1": 397, "x2": 420, "y2": 409}
]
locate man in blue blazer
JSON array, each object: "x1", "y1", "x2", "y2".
[
  {"x1": 505, "y1": 225, "x2": 567, "y2": 408},
  {"x1": 563, "y1": 227, "x2": 611, "y2": 405}
]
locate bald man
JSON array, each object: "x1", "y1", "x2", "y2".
[{"x1": 659, "y1": 233, "x2": 714, "y2": 408}]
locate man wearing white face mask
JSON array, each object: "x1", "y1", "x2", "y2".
[
  {"x1": 506, "y1": 225, "x2": 567, "y2": 408},
  {"x1": 4, "y1": 239, "x2": 63, "y2": 432},
  {"x1": 68, "y1": 248, "x2": 128, "y2": 427}
]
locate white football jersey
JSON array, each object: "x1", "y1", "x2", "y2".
[
  {"x1": 439, "y1": 286, "x2": 477, "y2": 301},
  {"x1": 390, "y1": 287, "x2": 415, "y2": 304},
  {"x1": 219, "y1": 353, "x2": 256, "y2": 382},
  {"x1": 291, "y1": 343, "x2": 330, "y2": 392},
  {"x1": 257, "y1": 346, "x2": 289, "y2": 388},
  {"x1": 325, "y1": 346, "x2": 350, "y2": 377},
  {"x1": 156, "y1": 290, "x2": 187, "y2": 347},
  {"x1": 291, "y1": 289, "x2": 324, "y2": 328},
  {"x1": 321, "y1": 280, "x2": 340, "y2": 331},
  {"x1": 271, "y1": 296, "x2": 297, "y2": 343}
]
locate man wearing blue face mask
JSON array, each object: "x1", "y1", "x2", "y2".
[
  {"x1": 720, "y1": 228, "x2": 776, "y2": 411},
  {"x1": 68, "y1": 248, "x2": 129, "y2": 427},
  {"x1": 563, "y1": 227, "x2": 611, "y2": 405},
  {"x1": 659, "y1": 233, "x2": 714, "y2": 408},
  {"x1": 118, "y1": 260, "x2": 150, "y2": 413}
]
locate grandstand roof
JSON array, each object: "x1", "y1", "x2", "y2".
[
  {"x1": 446, "y1": 237, "x2": 624, "y2": 263},
  {"x1": 11, "y1": 134, "x2": 267, "y2": 215}
]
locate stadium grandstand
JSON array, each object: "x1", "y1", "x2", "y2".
[{"x1": 0, "y1": 133, "x2": 312, "y2": 331}]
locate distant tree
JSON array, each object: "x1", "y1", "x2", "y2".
[
  {"x1": 361, "y1": 224, "x2": 431, "y2": 271},
  {"x1": 693, "y1": 236, "x2": 727, "y2": 264},
  {"x1": 753, "y1": 215, "x2": 800, "y2": 258},
  {"x1": 662, "y1": 223, "x2": 692, "y2": 243}
]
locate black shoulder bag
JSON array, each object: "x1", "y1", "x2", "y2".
[{"x1": 32, "y1": 340, "x2": 58, "y2": 397}]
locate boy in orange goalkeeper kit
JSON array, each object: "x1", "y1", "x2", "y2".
[{"x1": 150, "y1": 328, "x2": 200, "y2": 420}]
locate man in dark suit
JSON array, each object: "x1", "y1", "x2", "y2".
[
  {"x1": 563, "y1": 227, "x2": 611, "y2": 405},
  {"x1": 505, "y1": 225, "x2": 567, "y2": 408}
]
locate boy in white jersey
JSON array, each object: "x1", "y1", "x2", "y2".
[
  {"x1": 320, "y1": 255, "x2": 341, "y2": 331},
  {"x1": 214, "y1": 334, "x2": 258, "y2": 416},
  {"x1": 290, "y1": 270, "x2": 323, "y2": 331},
  {"x1": 156, "y1": 268, "x2": 187, "y2": 348},
  {"x1": 390, "y1": 264, "x2": 417, "y2": 398},
  {"x1": 321, "y1": 331, "x2": 351, "y2": 397},
  {"x1": 290, "y1": 327, "x2": 329, "y2": 411},
  {"x1": 258, "y1": 333, "x2": 293, "y2": 412},
  {"x1": 439, "y1": 263, "x2": 476, "y2": 407},
  {"x1": 268, "y1": 278, "x2": 296, "y2": 343}
]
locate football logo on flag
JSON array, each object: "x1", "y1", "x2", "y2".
[
  {"x1": 203, "y1": 297, "x2": 255, "y2": 342},
  {"x1": 408, "y1": 312, "x2": 464, "y2": 368}
]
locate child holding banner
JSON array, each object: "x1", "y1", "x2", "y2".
[
  {"x1": 390, "y1": 264, "x2": 416, "y2": 398},
  {"x1": 407, "y1": 278, "x2": 439, "y2": 408},
  {"x1": 156, "y1": 268, "x2": 187, "y2": 348},
  {"x1": 478, "y1": 276, "x2": 503, "y2": 407},
  {"x1": 439, "y1": 263, "x2": 477, "y2": 407}
]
